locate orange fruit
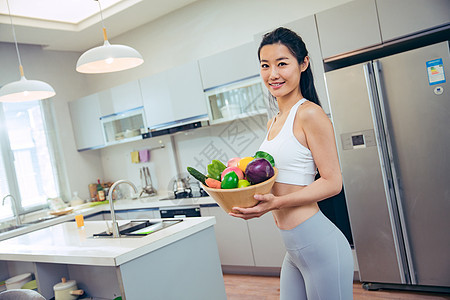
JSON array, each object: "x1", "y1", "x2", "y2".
[{"x1": 238, "y1": 157, "x2": 254, "y2": 173}]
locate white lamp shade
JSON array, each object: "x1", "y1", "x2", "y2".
[
  {"x1": 76, "y1": 40, "x2": 144, "y2": 74},
  {"x1": 0, "y1": 76, "x2": 56, "y2": 102}
]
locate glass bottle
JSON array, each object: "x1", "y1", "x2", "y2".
[{"x1": 96, "y1": 179, "x2": 105, "y2": 201}]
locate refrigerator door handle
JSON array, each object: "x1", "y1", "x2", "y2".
[
  {"x1": 363, "y1": 62, "x2": 409, "y2": 284},
  {"x1": 372, "y1": 61, "x2": 417, "y2": 285}
]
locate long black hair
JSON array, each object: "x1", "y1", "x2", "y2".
[{"x1": 258, "y1": 27, "x2": 321, "y2": 107}]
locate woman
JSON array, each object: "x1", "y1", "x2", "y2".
[{"x1": 229, "y1": 27, "x2": 354, "y2": 299}]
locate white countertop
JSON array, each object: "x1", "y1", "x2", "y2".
[
  {"x1": 0, "y1": 217, "x2": 216, "y2": 266},
  {"x1": 0, "y1": 196, "x2": 217, "y2": 241}
]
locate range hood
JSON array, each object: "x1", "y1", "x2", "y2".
[{"x1": 142, "y1": 114, "x2": 209, "y2": 139}]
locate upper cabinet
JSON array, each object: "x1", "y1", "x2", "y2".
[
  {"x1": 376, "y1": 0, "x2": 450, "y2": 42},
  {"x1": 98, "y1": 80, "x2": 143, "y2": 117},
  {"x1": 69, "y1": 94, "x2": 105, "y2": 151},
  {"x1": 199, "y1": 43, "x2": 267, "y2": 124},
  {"x1": 274, "y1": 15, "x2": 330, "y2": 114},
  {"x1": 316, "y1": 0, "x2": 382, "y2": 59},
  {"x1": 140, "y1": 60, "x2": 207, "y2": 129},
  {"x1": 198, "y1": 42, "x2": 260, "y2": 90},
  {"x1": 316, "y1": 0, "x2": 450, "y2": 59}
]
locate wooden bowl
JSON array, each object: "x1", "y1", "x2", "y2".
[{"x1": 202, "y1": 168, "x2": 278, "y2": 213}]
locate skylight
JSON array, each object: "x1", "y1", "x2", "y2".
[{"x1": 0, "y1": 0, "x2": 123, "y2": 24}]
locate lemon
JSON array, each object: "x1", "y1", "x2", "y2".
[
  {"x1": 238, "y1": 179, "x2": 251, "y2": 188},
  {"x1": 238, "y1": 157, "x2": 254, "y2": 173}
]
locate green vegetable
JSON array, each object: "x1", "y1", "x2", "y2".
[
  {"x1": 221, "y1": 171, "x2": 239, "y2": 189},
  {"x1": 187, "y1": 167, "x2": 207, "y2": 185},
  {"x1": 254, "y1": 151, "x2": 275, "y2": 167},
  {"x1": 207, "y1": 160, "x2": 227, "y2": 181}
]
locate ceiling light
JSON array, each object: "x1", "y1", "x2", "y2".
[
  {"x1": 76, "y1": 0, "x2": 144, "y2": 74},
  {"x1": 0, "y1": 0, "x2": 56, "y2": 103}
]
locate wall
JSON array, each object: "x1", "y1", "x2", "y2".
[{"x1": 1, "y1": 0, "x2": 352, "y2": 200}]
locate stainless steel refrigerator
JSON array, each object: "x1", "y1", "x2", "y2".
[{"x1": 325, "y1": 41, "x2": 450, "y2": 292}]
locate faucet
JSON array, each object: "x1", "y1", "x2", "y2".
[
  {"x1": 108, "y1": 180, "x2": 138, "y2": 238},
  {"x1": 2, "y1": 194, "x2": 22, "y2": 226}
]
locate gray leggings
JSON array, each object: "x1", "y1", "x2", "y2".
[{"x1": 279, "y1": 210, "x2": 354, "y2": 300}]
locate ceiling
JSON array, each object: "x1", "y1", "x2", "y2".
[{"x1": 0, "y1": 0, "x2": 199, "y2": 52}]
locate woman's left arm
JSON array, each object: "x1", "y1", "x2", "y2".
[{"x1": 230, "y1": 105, "x2": 342, "y2": 219}]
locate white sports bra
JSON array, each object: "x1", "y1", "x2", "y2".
[{"x1": 259, "y1": 99, "x2": 316, "y2": 186}]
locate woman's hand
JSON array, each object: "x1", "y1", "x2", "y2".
[{"x1": 229, "y1": 193, "x2": 277, "y2": 220}]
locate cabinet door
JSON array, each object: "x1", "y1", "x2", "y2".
[
  {"x1": 99, "y1": 81, "x2": 143, "y2": 116},
  {"x1": 84, "y1": 213, "x2": 104, "y2": 221},
  {"x1": 69, "y1": 94, "x2": 105, "y2": 151},
  {"x1": 376, "y1": 0, "x2": 450, "y2": 42},
  {"x1": 201, "y1": 206, "x2": 254, "y2": 266},
  {"x1": 199, "y1": 42, "x2": 260, "y2": 90},
  {"x1": 127, "y1": 210, "x2": 161, "y2": 220},
  {"x1": 140, "y1": 71, "x2": 174, "y2": 128},
  {"x1": 316, "y1": 0, "x2": 382, "y2": 58},
  {"x1": 167, "y1": 61, "x2": 208, "y2": 121},
  {"x1": 103, "y1": 211, "x2": 128, "y2": 220},
  {"x1": 247, "y1": 213, "x2": 286, "y2": 268}
]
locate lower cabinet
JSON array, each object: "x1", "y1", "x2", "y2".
[
  {"x1": 100, "y1": 211, "x2": 129, "y2": 220},
  {"x1": 201, "y1": 205, "x2": 286, "y2": 268},
  {"x1": 247, "y1": 213, "x2": 286, "y2": 268},
  {"x1": 126, "y1": 209, "x2": 160, "y2": 219},
  {"x1": 201, "y1": 206, "x2": 254, "y2": 266},
  {"x1": 84, "y1": 213, "x2": 105, "y2": 221},
  {"x1": 87, "y1": 209, "x2": 160, "y2": 221}
]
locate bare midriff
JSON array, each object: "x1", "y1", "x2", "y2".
[{"x1": 271, "y1": 182, "x2": 319, "y2": 230}]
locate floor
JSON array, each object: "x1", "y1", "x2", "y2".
[{"x1": 223, "y1": 274, "x2": 450, "y2": 300}]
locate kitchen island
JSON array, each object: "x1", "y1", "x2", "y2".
[{"x1": 0, "y1": 217, "x2": 226, "y2": 300}]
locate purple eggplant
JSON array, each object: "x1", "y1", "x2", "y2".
[{"x1": 245, "y1": 158, "x2": 274, "y2": 184}]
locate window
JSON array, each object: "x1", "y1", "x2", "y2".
[{"x1": 0, "y1": 100, "x2": 66, "y2": 220}]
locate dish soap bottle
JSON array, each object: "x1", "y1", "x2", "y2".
[{"x1": 96, "y1": 179, "x2": 105, "y2": 201}]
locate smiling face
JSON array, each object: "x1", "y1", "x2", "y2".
[{"x1": 259, "y1": 43, "x2": 308, "y2": 101}]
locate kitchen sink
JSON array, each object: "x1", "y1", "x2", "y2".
[
  {"x1": 92, "y1": 219, "x2": 182, "y2": 238},
  {"x1": 0, "y1": 224, "x2": 29, "y2": 234}
]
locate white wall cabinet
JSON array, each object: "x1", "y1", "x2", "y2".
[
  {"x1": 315, "y1": 0, "x2": 382, "y2": 59},
  {"x1": 198, "y1": 42, "x2": 260, "y2": 90},
  {"x1": 376, "y1": 0, "x2": 450, "y2": 42},
  {"x1": 247, "y1": 213, "x2": 285, "y2": 268},
  {"x1": 201, "y1": 206, "x2": 255, "y2": 266},
  {"x1": 69, "y1": 94, "x2": 105, "y2": 151},
  {"x1": 98, "y1": 80, "x2": 144, "y2": 117},
  {"x1": 166, "y1": 61, "x2": 207, "y2": 122},
  {"x1": 140, "y1": 61, "x2": 207, "y2": 129},
  {"x1": 316, "y1": 0, "x2": 450, "y2": 59}
]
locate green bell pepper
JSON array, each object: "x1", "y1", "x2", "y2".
[
  {"x1": 207, "y1": 159, "x2": 227, "y2": 181},
  {"x1": 254, "y1": 151, "x2": 275, "y2": 167},
  {"x1": 221, "y1": 171, "x2": 239, "y2": 189}
]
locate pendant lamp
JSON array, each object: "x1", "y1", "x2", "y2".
[
  {"x1": 76, "y1": 0, "x2": 144, "y2": 74},
  {"x1": 0, "y1": 0, "x2": 56, "y2": 102}
]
